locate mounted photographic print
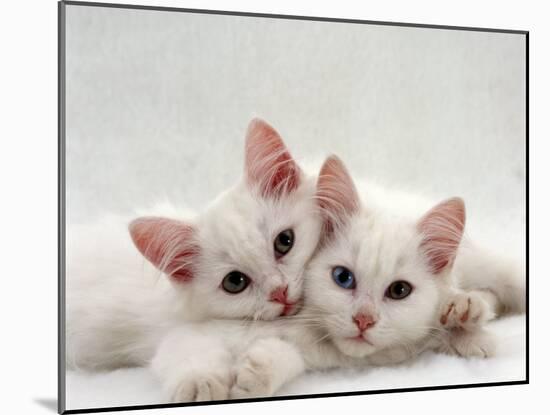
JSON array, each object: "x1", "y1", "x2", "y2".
[{"x1": 59, "y1": 1, "x2": 528, "y2": 413}]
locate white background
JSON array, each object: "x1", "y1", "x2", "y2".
[
  {"x1": 0, "y1": 0, "x2": 544, "y2": 414},
  {"x1": 64, "y1": 3, "x2": 525, "y2": 247}
]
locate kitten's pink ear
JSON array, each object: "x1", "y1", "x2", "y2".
[
  {"x1": 129, "y1": 217, "x2": 199, "y2": 283},
  {"x1": 316, "y1": 155, "x2": 360, "y2": 233},
  {"x1": 245, "y1": 118, "x2": 301, "y2": 198},
  {"x1": 418, "y1": 198, "x2": 465, "y2": 275}
]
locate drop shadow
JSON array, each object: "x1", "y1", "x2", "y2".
[{"x1": 34, "y1": 398, "x2": 57, "y2": 412}]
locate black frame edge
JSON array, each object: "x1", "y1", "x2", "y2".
[
  {"x1": 62, "y1": 381, "x2": 529, "y2": 414},
  {"x1": 525, "y1": 31, "x2": 529, "y2": 384}
]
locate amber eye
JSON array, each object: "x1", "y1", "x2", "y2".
[
  {"x1": 222, "y1": 271, "x2": 250, "y2": 294},
  {"x1": 385, "y1": 280, "x2": 413, "y2": 300},
  {"x1": 274, "y1": 229, "x2": 294, "y2": 258}
]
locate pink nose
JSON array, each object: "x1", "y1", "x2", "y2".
[
  {"x1": 353, "y1": 313, "x2": 376, "y2": 332},
  {"x1": 269, "y1": 285, "x2": 289, "y2": 304}
]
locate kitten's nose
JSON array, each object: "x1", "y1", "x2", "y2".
[
  {"x1": 269, "y1": 285, "x2": 289, "y2": 304},
  {"x1": 353, "y1": 313, "x2": 376, "y2": 332}
]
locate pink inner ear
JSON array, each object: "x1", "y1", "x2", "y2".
[
  {"x1": 418, "y1": 197, "x2": 465, "y2": 274},
  {"x1": 129, "y1": 217, "x2": 199, "y2": 282},
  {"x1": 245, "y1": 118, "x2": 301, "y2": 198},
  {"x1": 316, "y1": 155, "x2": 359, "y2": 234}
]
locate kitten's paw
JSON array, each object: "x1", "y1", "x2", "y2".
[
  {"x1": 439, "y1": 291, "x2": 494, "y2": 331},
  {"x1": 169, "y1": 371, "x2": 231, "y2": 403},
  {"x1": 230, "y1": 341, "x2": 275, "y2": 399},
  {"x1": 441, "y1": 329, "x2": 497, "y2": 358}
]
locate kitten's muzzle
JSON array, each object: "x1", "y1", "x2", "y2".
[
  {"x1": 269, "y1": 285, "x2": 289, "y2": 304},
  {"x1": 347, "y1": 334, "x2": 375, "y2": 346},
  {"x1": 269, "y1": 285, "x2": 299, "y2": 316},
  {"x1": 280, "y1": 303, "x2": 298, "y2": 316},
  {"x1": 353, "y1": 313, "x2": 377, "y2": 332}
]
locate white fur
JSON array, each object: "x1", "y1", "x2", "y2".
[
  {"x1": 66, "y1": 170, "x2": 322, "y2": 370},
  {"x1": 148, "y1": 172, "x2": 524, "y2": 403},
  {"x1": 66, "y1": 121, "x2": 524, "y2": 401},
  {"x1": 189, "y1": 177, "x2": 321, "y2": 320},
  {"x1": 66, "y1": 214, "x2": 182, "y2": 370},
  {"x1": 67, "y1": 171, "x2": 524, "y2": 398}
]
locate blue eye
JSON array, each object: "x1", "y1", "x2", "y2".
[{"x1": 332, "y1": 266, "x2": 356, "y2": 289}]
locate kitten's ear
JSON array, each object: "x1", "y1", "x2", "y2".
[
  {"x1": 316, "y1": 155, "x2": 360, "y2": 233},
  {"x1": 129, "y1": 217, "x2": 199, "y2": 283},
  {"x1": 245, "y1": 118, "x2": 301, "y2": 198},
  {"x1": 417, "y1": 197, "x2": 465, "y2": 274}
]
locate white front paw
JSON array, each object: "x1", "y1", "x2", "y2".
[
  {"x1": 230, "y1": 342, "x2": 275, "y2": 399},
  {"x1": 439, "y1": 291, "x2": 494, "y2": 331},
  {"x1": 168, "y1": 370, "x2": 231, "y2": 403},
  {"x1": 441, "y1": 329, "x2": 497, "y2": 358}
]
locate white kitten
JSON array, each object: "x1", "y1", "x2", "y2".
[
  {"x1": 301, "y1": 156, "x2": 499, "y2": 361},
  {"x1": 66, "y1": 119, "x2": 322, "y2": 370},
  {"x1": 151, "y1": 155, "x2": 524, "y2": 402}
]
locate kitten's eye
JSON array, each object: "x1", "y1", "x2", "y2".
[
  {"x1": 385, "y1": 280, "x2": 413, "y2": 300},
  {"x1": 331, "y1": 266, "x2": 356, "y2": 289},
  {"x1": 222, "y1": 271, "x2": 250, "y2": 294},
  {"x1": 274, "y1": 229, "x2": 294, "y2": 258}
]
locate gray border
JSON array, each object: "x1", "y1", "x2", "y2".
[
  {"x1": 58, "y1": 1, "x2": 66, "y2": 413},
  {"x1": 64, "y1": 0, "x2": 527, "y2": 34}
]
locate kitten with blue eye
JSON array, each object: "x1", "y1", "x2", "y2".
[
  {"x1": 66, "y1": 118, "x2": 323, "y2": 370},
  {"x1": 152, "y1": 155, "x2": 524, "y2": 402}
]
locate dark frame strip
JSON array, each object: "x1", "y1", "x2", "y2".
[{"x1": 63, "y1": 381, "x2": 528, "y2": 414}]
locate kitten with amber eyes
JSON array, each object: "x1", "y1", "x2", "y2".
[
  {"x1": 151, "y1": 155, "x2": 524, "y2": 402},
  {"x1": 66, "y1": 118, "x2": 323, "y2": 370}
]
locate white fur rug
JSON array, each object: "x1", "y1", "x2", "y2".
[{"x1": 65, "y1": 314, "x2": 525, "y2": 410}]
